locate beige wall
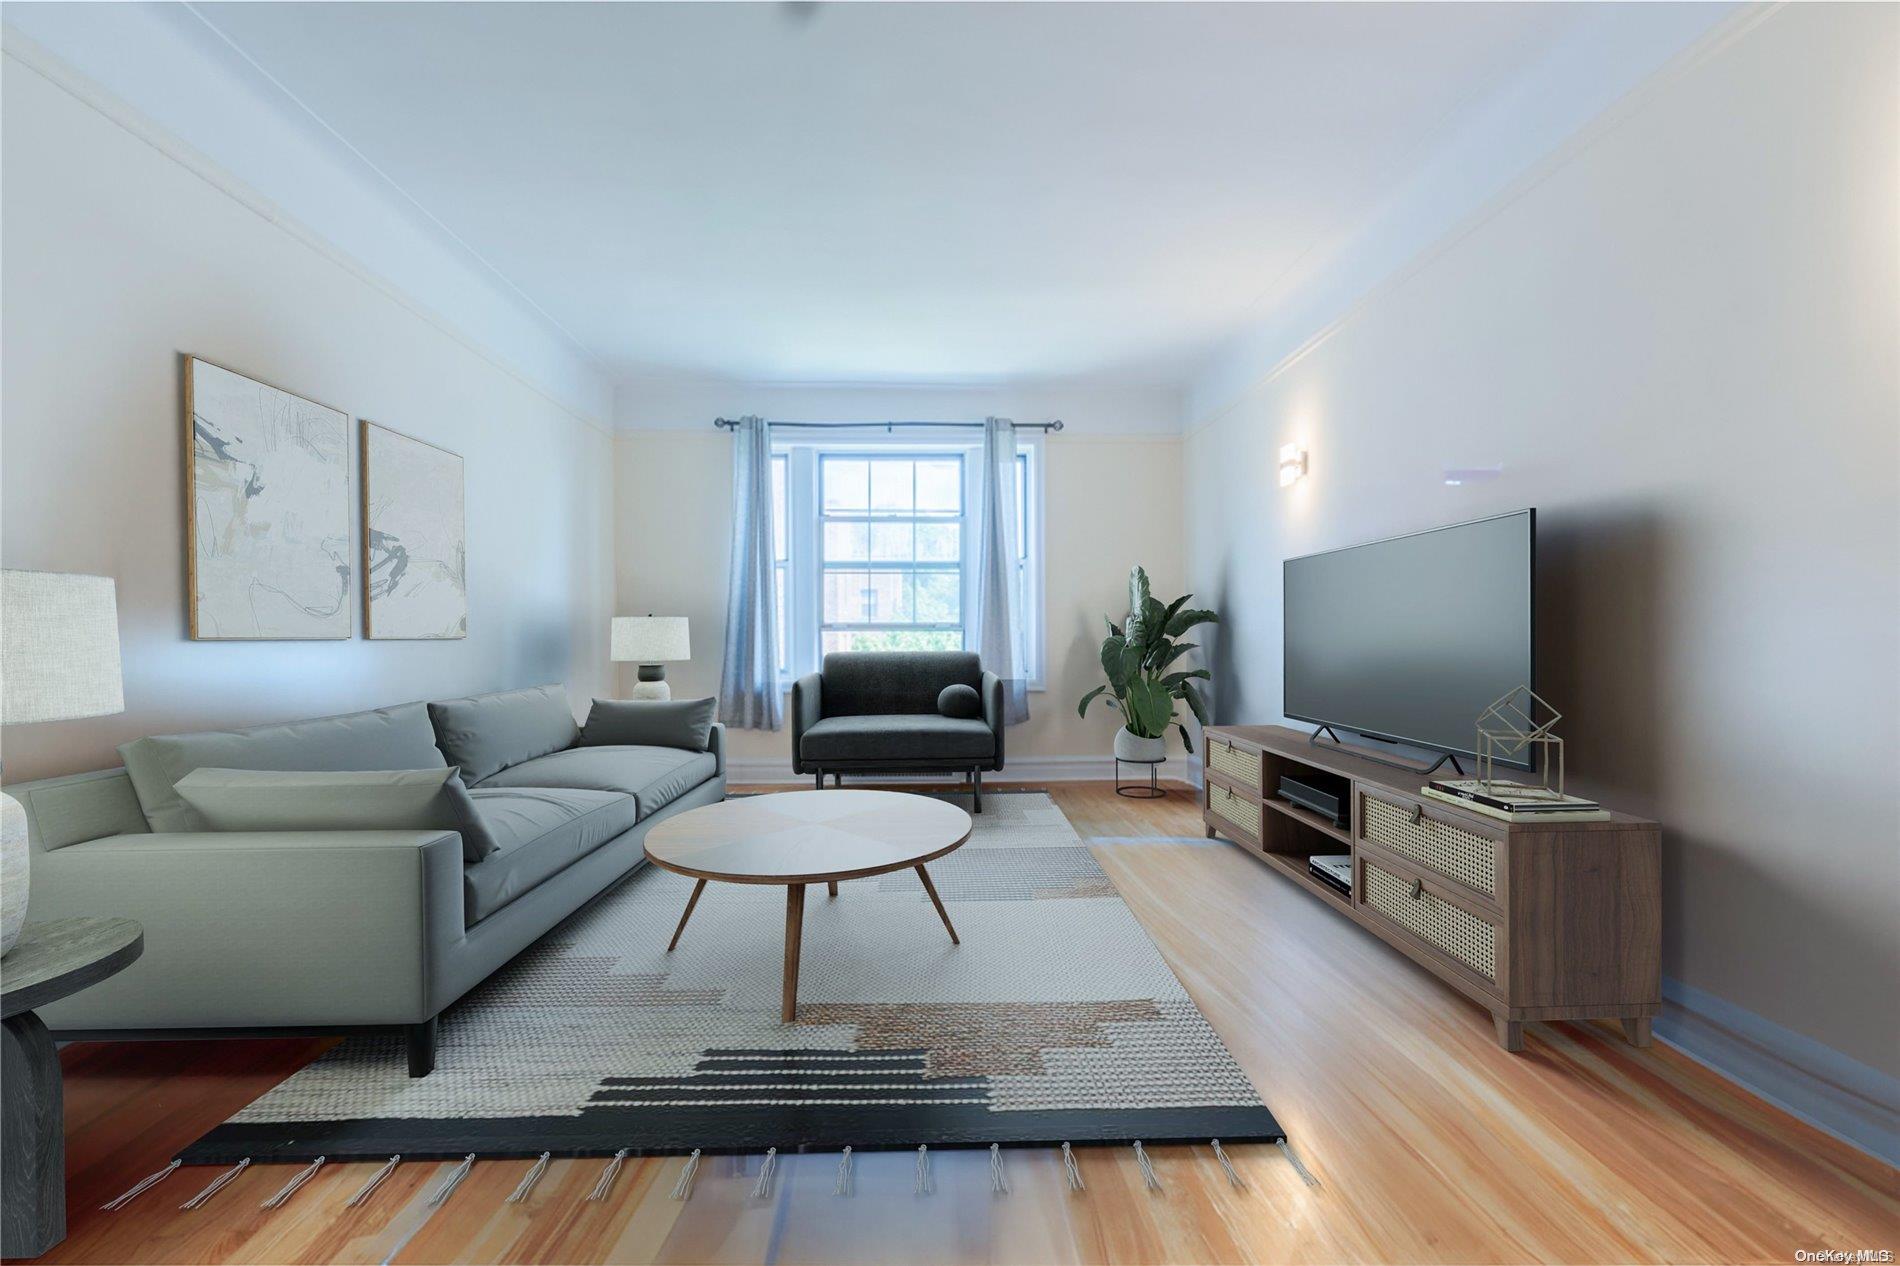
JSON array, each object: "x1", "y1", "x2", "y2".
[
  {"x1": 614, "y1": 430, "x2": 1185, "y2": 771},
  {"x1": 0, "y1": 53, "x2": 617, "y2": 781},
  {"x1": 1185, "y1": 6, "x2": 1898, "y2": 1075}
]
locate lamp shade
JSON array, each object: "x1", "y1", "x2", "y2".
[
  {"x1": 1, "y1": 570, "x2": 126, "y2": 723},
  {"x1": 611, "y1": 615, "x2": 690, "y2": 663}
]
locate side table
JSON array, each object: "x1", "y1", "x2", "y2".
[{"x1": 2, "y1": 917, "x2": 143, "y2": 1259}]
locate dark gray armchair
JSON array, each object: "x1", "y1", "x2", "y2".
[{"x1": 792, "y1": 651, "x2": 1005, "y2": 810}]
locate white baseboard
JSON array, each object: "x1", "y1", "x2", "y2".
[
  {"x1": 728, "y1": 754, "x2": 1203, "y2": 786},
  {"x1": 1656, "y1": 978, "x2": 1899, "y2": 1165}
]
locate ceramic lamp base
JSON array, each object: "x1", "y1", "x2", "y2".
[
  {"x1": 629, "y1": 664, "x2": 672, "y2": 701},
  {"x1": 1, "y1": 789, "x2": 28, "y2": 957}
]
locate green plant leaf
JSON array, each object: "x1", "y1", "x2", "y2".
[
  {"x1": 1177, "y1": 722, "x2": 1195, "y2": 755},
  {"x1": 1124, "y1": 566, "x2": 1153, "y2": 644},
  {"x1": 1159, "y1": 641, "x2": 1198, "y2": 668},
  {"x1": 1105, "y1": 617, "x2": 1123, "y2": 639},
  {"x1": 1165, "y1": 607, "x2": 1220, "y2": 637},
  {"x1": 1100, "y1": 635, "x2": 1129, "y2": 687},
  {"x1": 1162, "y1": 668, "x2": 1211, "y2": 689},
  {"x1": 1077, "y1": 685, "x2": 1107, "y2": 718},
  {"x1": 1181, "y1": 679, "x2": 1210, "y2": 726},
  {"x1": 1122, "y1": 677, "x2": 1174, "y2": 738}
]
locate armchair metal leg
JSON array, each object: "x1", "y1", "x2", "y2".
[
  {"x1": 814, "y1": 769, "x2": 824, "y2": 790},
  {"x1": 833, "y1": 772, "x2": 843, "y2": 787},
  {"x1": 973, "y1": 768, "x2": 983, "y2": 813}
]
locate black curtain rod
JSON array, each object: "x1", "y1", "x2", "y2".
[{"x1": 713, "y1": 417, "x2": 1063, "y2": 433}]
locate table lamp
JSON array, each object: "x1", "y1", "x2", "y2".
[
  {"x1": 611, "y1": 615, "x2": 690, "y2": 701},
  {"x1": 1, "y1": 571, "x2": 126, "y2": 955}
]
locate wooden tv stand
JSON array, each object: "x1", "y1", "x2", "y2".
[{"x1": 1201, "y1": 724, "x2": 1661, "y2": 1051}]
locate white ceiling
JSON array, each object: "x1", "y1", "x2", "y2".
[{"x1": 178, "y1": 1, "x2": 1619, "y2": 389}]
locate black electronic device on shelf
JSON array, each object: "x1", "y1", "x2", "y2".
[{"x1": 1276, "y1": 770, "x2": 1351, "y2": 829}]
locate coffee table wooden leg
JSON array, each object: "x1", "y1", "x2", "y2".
[
  {"x1": 915, "y1": 864, "x2": 959, "y2": 945},
  {"x1": 667, "y1": 878, "x2": 708, "y2": 952},
  {"x1": 827, "y1": 880, "x2": 838, "y2": 898},
  {"x1": 783, "y1": 883, "x2": 807, "y2": 1022}
]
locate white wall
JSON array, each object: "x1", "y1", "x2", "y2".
[
  {"x1": 1184, "y1": 4, "x2": 1898, "y2": 1092},
  {"x1": 1, "y1": 44, "x2": 617, "y2": 781},
  {"x1": 613, "y1": 381, "x2": 1186, "y2": 774}
]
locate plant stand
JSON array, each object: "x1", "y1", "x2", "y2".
[{"x1": 1115, "y1": 756, "x2": 1166, "y2": 799}]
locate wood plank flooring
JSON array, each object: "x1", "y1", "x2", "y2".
[{"x1": 35, "y1": 782, "x2": 1898, "y2": 1264}]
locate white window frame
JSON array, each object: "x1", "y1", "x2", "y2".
[{"x1": 771, "y1": 432, "x2": 1045, "y2": 691}]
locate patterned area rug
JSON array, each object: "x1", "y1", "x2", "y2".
[{"x1": 182, "y1": 792, "x2": 1283, "y2": 1161}]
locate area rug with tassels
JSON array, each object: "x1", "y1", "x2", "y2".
[{"x1": 176, "y1": 791, "x2": 1283, "y2": 1166}]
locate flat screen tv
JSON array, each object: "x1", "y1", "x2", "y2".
[{"x1": 1283, "y1": 509, "x2": 1535, "y2": 770}]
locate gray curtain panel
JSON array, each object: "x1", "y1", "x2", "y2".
[
  {"x1": 974, "y1": 417, "x2": 1030, "y2": 725},
  {"x1": 718, "y1": 416, "x2": 784, "y2": 730}
]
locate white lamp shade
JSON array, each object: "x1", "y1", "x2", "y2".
[
  {"x1": 1, "y1": 570, "x2": 126, "y2": 724},
  {"x1": 611, "y1": 615, "x2": 690, "y2": 663}
]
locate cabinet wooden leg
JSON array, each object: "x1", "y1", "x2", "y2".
[
  {"x1": 1621, "y1": 1015, "x2": 1653, "y2": 1047},
  {"x1": 1493, "y1": 1015, "x2": 1525, "y2": 1052},
  {"x1": 782, "y1": 884, "x2": 806, "y2": 1022}
]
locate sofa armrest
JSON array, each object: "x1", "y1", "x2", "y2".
[
  {"x1": 981, "y1": 671, "x2": 1006, "y2": 771},
  {"x1": 29, "y1": 829, "x2": 466, "y2": 1031},
  {"x1": 706, "y1": 722, "x2": 727, "y2": 779},
  {"x1": 790, "y1": 672, "x2": 823, "y2": 772}
]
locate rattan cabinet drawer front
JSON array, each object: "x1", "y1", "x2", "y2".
[
  {"x1": 1208, "y1": 783, "x2": 1262, "y2": 840},
  {"x1": 1361, "y1": 794, "x2": 1498, "y2": 898},
  {"x1": 1206, "y1": 739, "x2": 1263, "y2": 791},
  {"x1": 1362, "y1": 861, "x2": 1498, "y2": 983}
]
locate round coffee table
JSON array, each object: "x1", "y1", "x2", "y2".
[{"x1": 643, "y1": 790, "x2": 972, "y2": 1021}]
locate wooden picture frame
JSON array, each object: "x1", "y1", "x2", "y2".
[
  {"x1": 360, "y1": 420, "x2": 468, "y2": 640},
  {"x1": 184, "y1": 356, "x2": 353, "y2": 640}
]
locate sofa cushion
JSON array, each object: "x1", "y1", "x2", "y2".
[
  {"x1": 462, "y1": 787, "x2": 639, "y2": 924},
  {"x1": 820, "y1": 651, "x2": 982, "y2": 717},
  {"x1": 427, "y1": 685, "x2": 579, "y2": 784},
  {"x1": 120, "y1": 701, "x2": 446, "y2": 833},
  {"x1": 578, "y1": 697, "x2": 716, "y2": 752},
  {"x1": 172, "y1": 767, "x2": 502, "y2": 861},
  {"x1": 800, "y1": 714, "x2": 995, "y2": 763},
  {"x1": 476, "y1": 745, "x2": 717, "y2": 819}
]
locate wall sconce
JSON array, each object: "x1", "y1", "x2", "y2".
[{"x1": 1278, "y1": 443, "x2": 1308, "y2": 487}]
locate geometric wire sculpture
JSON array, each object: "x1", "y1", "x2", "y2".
[{"x1": 1475, "y1": 685, "x2": 1566, "y2": 796}]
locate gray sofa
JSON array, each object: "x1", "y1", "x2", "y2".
[
  {"x1": 792, "y1": 651, "x2": 1004, "y2": 810},
  {"x1": 7, "y1": 685, "x2": 724, "y2": 1075}
]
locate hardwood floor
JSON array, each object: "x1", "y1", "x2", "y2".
[{"x1": 37, "y1": 782, "x2": 1898, "y2": 1264}]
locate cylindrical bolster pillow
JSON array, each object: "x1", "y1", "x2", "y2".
[
  {"x1": 937, "y1": 684, "x2": 982, "y2": 719},
  {"x1": 579, "y1": 697, "x2": 717, "y2": 751}
]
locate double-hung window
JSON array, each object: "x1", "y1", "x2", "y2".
[{"x1": 770, "y1": 436, "x2": 1043, "y2": 687}]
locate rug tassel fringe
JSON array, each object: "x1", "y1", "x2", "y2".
[
  {"x1": 1277, "y1": 1139, "x2": 1319, "y2": 1187},
  {"x1": 180, "y1": 1158, "x2": 250, "y2": 1210},
  {"x1": 752, "y1": 1147, "x2": 778, "y2": 1199},
  {"x1": 669, "y1": 1150, "x2": 701, "y2": 1201},
  {"x1": 428, "y1": 1154, "x2": 476, "y2": 1207},
  {"x1": 1061, "y1": 1142, "x2": 1084, "y2": 1192},
  {"x1": 587, "y1": 1150, "x2": 628, "y2": 1202},
  {"x1": 1210, "y1": 1139, "x2": 1245, "y2": 1189},
  {"x1": 101, "y1": 1159, "x2": 180, "y2": 1210},
  {"x1": 989, "y1": 1143, "x2": 1008, "y2": 1194},
  {"x1": 1133, "y1": 1141, "x2": 1161, "y2": 1191},
  {"x1": 506, "y1": 1152, "x2": 551, "y2": 1204},
  {"x1": 260, "y1": 1156, "x2": 325, "y2": 1209},
  {"x1": 834, "y1": 1147, "x2": 853, "y2": 1196},
  {"x1": 346, "y1": 1156, "x2": 401, "y2": 1208},
  {"x1": 914, "y1": 1144, "x2": 932, "y2": 1195}
]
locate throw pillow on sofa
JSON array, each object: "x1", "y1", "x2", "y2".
[
  {"x1": 578, "y1": 697, "x2": 716, "y2": 751},
  {"x1": 173, "y1": 767, "x2": 502, "y2": 861},
  {"x1": 428, "y1": 684, "x2": 580, "y2": 783},
  {"x1": 937, "y1": 683, "x2": 982, "y2": 719}
]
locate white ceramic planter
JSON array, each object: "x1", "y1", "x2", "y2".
[{"x1": 1114, "y1": 728, "x2": 1168, "y2": 763}]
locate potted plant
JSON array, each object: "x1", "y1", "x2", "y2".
[{"x1": 1077, "y1": 565, "x2": 1217, "y2": 761}]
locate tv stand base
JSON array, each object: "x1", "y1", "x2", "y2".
[{"x1": 1308, "y1": 724, "x2": 1466, "y2": 777}]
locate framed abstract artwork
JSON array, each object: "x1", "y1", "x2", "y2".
[
  {"x1": 361, "y1": 421, "x2": 468, "y2": 639},
  {"x1": 185, "y1": 357, "x2": 353, "y2": 640}
]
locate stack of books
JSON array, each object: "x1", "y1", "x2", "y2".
[
  {"x1": 1308, "y1": 853, "x2": 1353, "y2": 897},
  {"x1": 1421, "y1": 779, "x2": 1612, "y2": 823}
]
